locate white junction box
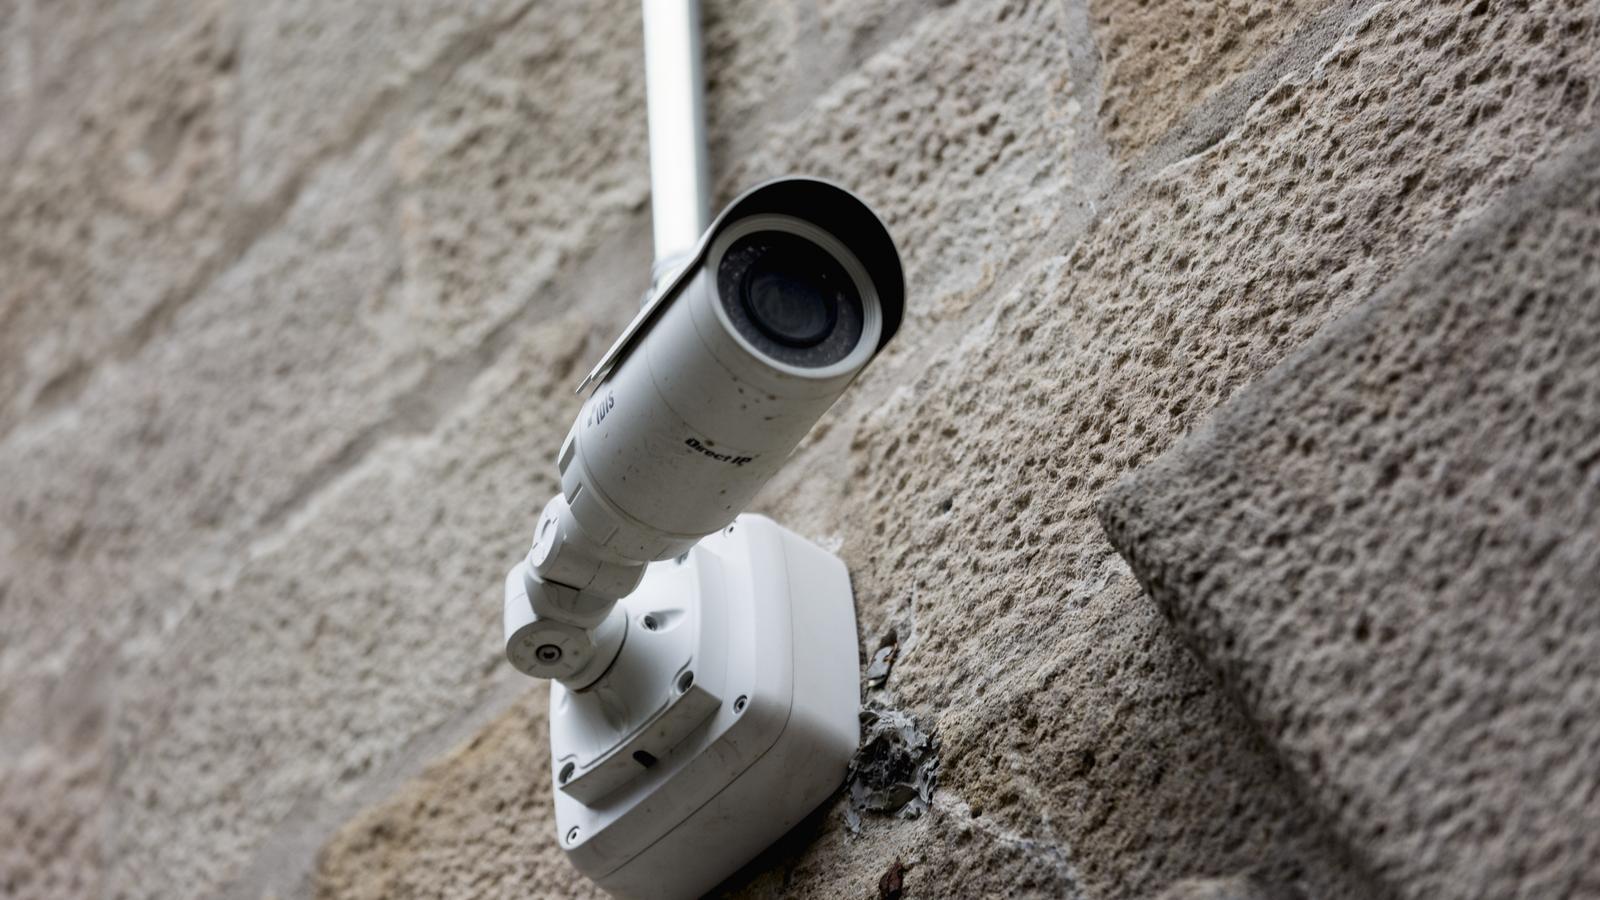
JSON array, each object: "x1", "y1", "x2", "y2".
[{"x1": 548, "y1": 514, "x2": 860, "y2": 898}]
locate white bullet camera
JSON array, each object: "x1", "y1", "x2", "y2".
[{"x1": 502, "y1": 177, "x2": 903, "y2": 898}]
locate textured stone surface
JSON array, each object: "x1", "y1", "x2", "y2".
[
  {"x1": 0, "y1": 0, "x2": 238, "y2": 434},
  {"x1": 1150, "y1": 877, "x2": 1275, "y2": 900},
  {"x1": 1099, "y1": 134, "x2": 1600, "y2": 900},
  {"x1": 4, "y1": 0, "x2": 1598, "y2": 897},
  {"x1": 2, "y1": 1, "x2": 650, "y2": 895},
  {"x1": 1, "y1": 139, "x2": 410, "y2": 781},
  {"x1": 702, "y1": 0, "x2": 803, "y2": 157},
  {"x1": 0, "y1": 658, "x2": 108, "y2": 900},
  {"x1": 0, "y1": 0, "x2": 543, "y2": 436},
  {"x1": 234, "y1": 0, "x2": 528, "y2": 201},
  {"x1": 0, "y1": 2, "x2": 28, "y2": 163},
  {"x1": 313, "y1": 694, "x2": 605, "y2": 900},
  {"x1": 0, "y1": 744, "x2": 104, "y2": 900},
  {"x1": 742, "y1": 0, "x2": 1600, "y2": 895},
  {"x1": 701, "y1": 0, "x2": 942, "y2": 165},
  {"x1": 728, "y1": 0, "x2": 1097, "y2": 342},
  {"x1": 0, "y1": 0, "x2": 650, "y2": 729},
  {"x1": 1090, "y1": 0, "x2": 1335, "y2": 159},
  {"x1": 102, "y1": 301, "x2": 637, "y2": 899},
  {"x1": 384, "y1": 0, "x2": 648, "y2": 345},
  {"x1": 260, "y1": 0, "x2": 1600, "y2": 896}
]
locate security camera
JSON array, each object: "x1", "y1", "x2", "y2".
[
  {"x1": 500, "y1": 177, "x2": 903, "y2": 898},
  {"x1": 504, "y1": 176, "x2": 904, "y2": 685}
]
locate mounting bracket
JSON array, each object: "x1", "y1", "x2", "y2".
[{"x1": 543, "y1": 514, "x2": 859, "y2": 898}]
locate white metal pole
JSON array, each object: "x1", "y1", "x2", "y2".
[{"x1": 641, "y1": 0, "x2": 711, "y2": 288}]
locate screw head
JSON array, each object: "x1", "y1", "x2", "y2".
[
  {"x1": 530, "y1": 514, "x2": 558, "y2": 565},
  {"x1": 566, "y1": 826, "x2": 580, "y2": 844},
  {"x1": 733, "y1": 695, "x2": 748, "y2": 714},
  {"x1": 558, "y1": 761, "x2": 575, "y2": 784},
  {"x1": 535, "y1": 644, "x2": 562, "y2": 664}
]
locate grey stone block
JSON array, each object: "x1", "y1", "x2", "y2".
[
  {"x1": 0, "y1": 2, "x2": 238, "y2": 434},
  {"x1": 0, "y1": 658, "x2": 108, "y2": 900},
  {"x1": 0, "y1": 0, "x2": 651, "y2": 746},
  {"x1": 702, "y1": 0, "x2": 943, "y2": 164},
  {"x1": 0, "y1": 744, "x2": 104, "y2": 900},
  {"x1": 1, "y1": 137, "x2": 404, "y2": 757},
  {"x1": 306, "y1": 1, "x2": 1600, "y2": 896},
  {"x1": 312, "y1": 694, "x2": 607, "y2": 900},
  {"x1": 1090, "y1": 0, "x2": 1336, "y2": 160},
  {"x1": 1099, "y1": 133, "x2": 1600, "y2": 900},
  {"x1": 234, "y1": 0, "x2": 528, "y2": 202},
  {"x1": 725, "y1": 0, "x2": 1092, "y2": 342},
  {"x1": 100, "y1": 302, "x2": 636, "y2": 899},
  {"x1": 0, "y1": 0, "x2": 535, "y2": 435},
  {"x1": 0, "y1": 3, "x2": 28, "y2": 163},
  {"x1": 5, "y1": 0, "x2": 1598, "y2": 897},
  {"x1": 745, "y1": 2, "x2": 1600, "y2": 893}
]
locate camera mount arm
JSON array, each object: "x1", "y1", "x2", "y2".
[{"x1": 502, "y1": 452, "x2": 652, "y2": 687}]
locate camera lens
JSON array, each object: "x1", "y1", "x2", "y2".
[
  {"x1": 717, "y1": 231, "x2": 864, "y2": 368},
  {"x1": 742, "y1": 260, "x2": 837, "y2": 348}
]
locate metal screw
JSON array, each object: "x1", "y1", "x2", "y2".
[
  {"x1": 566, "y1": 826, "x2": 580, "y2": 844},
  {"x1": 733, "y1": 695, "x2": 748, "y2": 714},
  {"x1": 536, "y1": 644, "x2": 562, "y2": 664},
  {"x1": 559, "y1": 762, "x2": 575, "y2": 784}
]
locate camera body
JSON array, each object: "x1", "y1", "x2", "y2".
[
  {"x1": 501, "y1": 177, "x2": 902, "y2": 899},
  {"x1": 562, "y1": 210, "x2": 888, "y2": 554},
  {"x1": 505, "y1": 178, "x2": 903, "y2": 683}
]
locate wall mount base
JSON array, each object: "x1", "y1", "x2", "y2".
[{"x1": 548, "y1": 514, "x2": 860, "y2": 899}]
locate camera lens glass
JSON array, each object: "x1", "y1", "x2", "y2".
[
  {"x1": 717, "y1": 231, "x2": 864, "y2": 368},
  {"x1": 744, "y1": 264, "x2": 837, "y2": 347}
]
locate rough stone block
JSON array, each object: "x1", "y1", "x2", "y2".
[
  {"x1": 0, "y1": 0, "x2": 535, "y2": 437},
  {"x1": 1150, "y1": 877, "x2": 1275, "y2": 900},
  {"x1": 7, "y1": 0, "x2": 1599, "y2": 897},
  {"x1": 0, "y1": 0, "x2": 651, "y2": 745},
  {"x1": 1099, "y1": 134, "x2": 1600, "y2": 900},
  {"x1": 234, "y1": 0, "x2": 528, "y2": 201},
  {"x1": 3, "y1": 3, "x2": 652, "y2": 892},
  {"x1": 1090, "y1": 0, "x2": 1335, "y2": 159},
  {"x1": 701, "y1": 0, "x2": 942, "y2": 164},
  {"x1": 100, "y1": 299, "x2": 638, "y2": 898},
  {"x1": 312, "y1": 694, "x2": 606, "y2": 900},
  {"x1": 0, "y1": 2, "x2": 238, "y2": 434},
  {"x1": 726, "y1": 0, "x2": 1090, "y2": 341},
  {"x1": 380, "y1": 0, "x2": 648, "y2": 344},
  {"x1": 703, "y1": 0, "x2": 805, "y2": 155},
  {"x1": 746, "y1": 0, "x2": 1600, "y2": 895},
  {"x1": 302, "y1": 1, "x2": 1600, "y2": 897},
  {"x1": 0, "y1": 744, "x2": 104, "y2": 900},
  {"x1": 0, "y1": 138, "x2": 405, "y2": 749},
  {"x1": 0, "y1": 2, "x2": 27, "y2": 162},
  {"x1": 0, "y1": 656, "x2": 108, "y2": 900}
]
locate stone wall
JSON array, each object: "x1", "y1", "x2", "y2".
[{"x1": 2, "y1": 1, "x2": 1595, "y2": 898}]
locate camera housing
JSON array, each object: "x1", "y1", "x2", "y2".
[
  {"x1": 506, "y1": 178, "x2": 903, "y2": 682},
  {"x1": 502, "y1": 177, "x2": 902, "y2": 899},
  {"x1": 567, "y1": 177, "x2": 902, "y2": 562}
]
